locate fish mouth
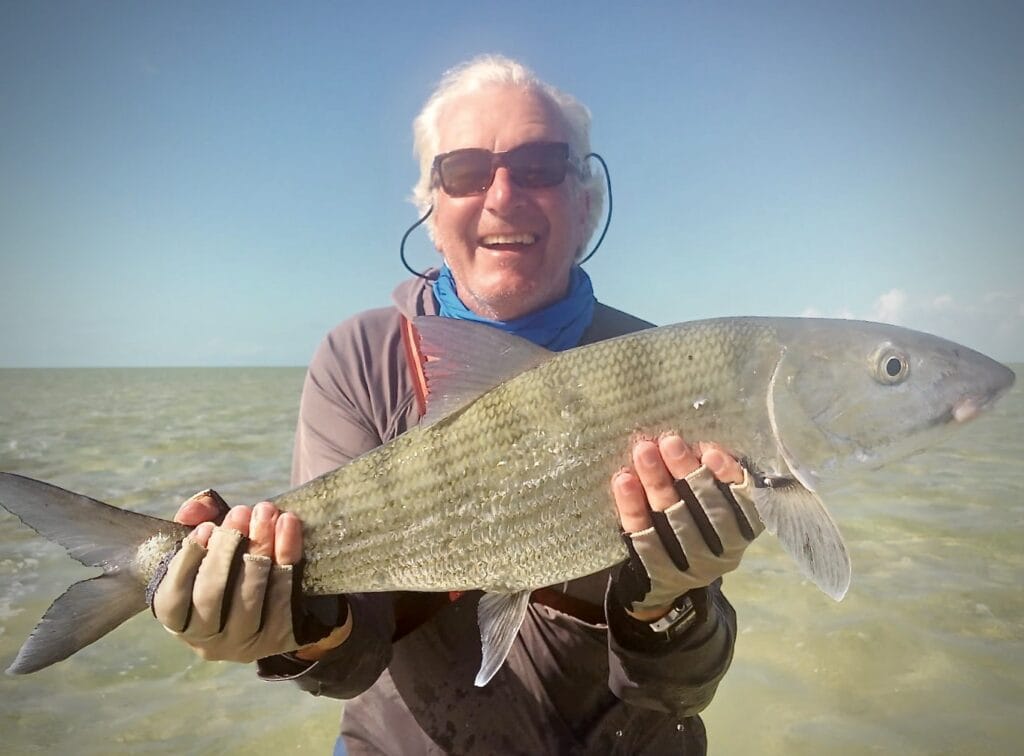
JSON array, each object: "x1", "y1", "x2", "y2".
[
  {"x1": 951, "y1": 396, "x2": 986, "y2": 424},
  {"x1": 949, "y1": 366, "x2": 1015, "y2": 425}
]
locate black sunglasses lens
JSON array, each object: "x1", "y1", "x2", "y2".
[
  {"x1": 437, "y1": 142, "x2": 570, "y2": 196},
  {"x1": 506, "y1": 143, "x2": 569, "y2": 188},
  {"x1": 438, "y1": 150, "x2": 493, "y2": 196}
]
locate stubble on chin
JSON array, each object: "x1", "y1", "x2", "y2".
[
  {"x1": 440, "y1": 246, "x2": 568, "y2": 320},
  {"x1": 459, "y1": 278, "x2": 536, "y2": 320}
]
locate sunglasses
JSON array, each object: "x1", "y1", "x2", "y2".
[{"x1": 431, "y1": 141, "x2": 580, "y2": 197}]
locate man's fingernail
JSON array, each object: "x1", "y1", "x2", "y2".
[
  {"x1": 638, "y1": 444, "x2": 660, "y2": 467},
  {"x1": 662, "y1": 435, "x2": 687, "y2": 459},
  {"x1": 704, "y1": 450, "x2": 724, "y2": 474},
  {"x1": 191, "y1": 521, "x2": 214, "y2": 547},
  {"x1": 223, "y1": 504, "x2": 250, "y2": 525}
]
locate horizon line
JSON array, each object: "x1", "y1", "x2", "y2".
[{"x1": 0, "y1": 364, "x2": 308, "y2": 370}]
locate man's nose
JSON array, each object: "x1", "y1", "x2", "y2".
[{"x1": 484, "y1": 166, "x2": 525, "y2": 211}]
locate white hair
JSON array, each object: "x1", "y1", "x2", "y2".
[{"x1": 410, "y1": 55, "x2": 605, "y2": 253}]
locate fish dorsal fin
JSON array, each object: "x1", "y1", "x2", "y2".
[
  {"x1": 412, "y1": 317, "x2": 554, "y2": 426},
  {"x1": 750, "y1": 480, "x2": 851, "y2": 601},
  {"x1": 475, "y1": 590, "x2": 532, "y2": 687}
]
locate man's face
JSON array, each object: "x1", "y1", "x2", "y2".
[{"x1": 432, "y1": 86, "x2": 589, "y2": 321}]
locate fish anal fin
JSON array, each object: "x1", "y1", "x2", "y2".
[
  {"x1": 751, "y1": 482, "x2": 851, "y2": 601},
  {"x1": 412, "y1": 317, "x2": 554, "y2": 426},
  {"x1": 475, "y1": 590, "x2": 532, "y2": 687}
]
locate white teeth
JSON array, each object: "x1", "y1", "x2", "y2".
[{"x1": 481, "y1": 233, "x2": 537, "y2": 246}]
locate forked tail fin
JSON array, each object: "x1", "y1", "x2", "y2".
[{"x1": 0, "y1": 473, "x2": 188, "y2": 674}]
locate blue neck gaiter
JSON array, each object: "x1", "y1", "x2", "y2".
[{"x1": 434, "y1": 264, "x2": 596, "y2": 351}]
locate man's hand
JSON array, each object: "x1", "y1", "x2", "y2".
[
  {"x1": 150, "y1": 492, "x2": 351, "y2": 663},
  {"x1": 610, "y1": 434, "x2": 764, "y2": 621}
]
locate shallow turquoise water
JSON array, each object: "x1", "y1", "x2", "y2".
[
  {"x1": 1, "y1": 367, "x2": 1021, "y2": 754},
  {"x1": 0, "y1": 369, "x2": 342, "y2": 753}
]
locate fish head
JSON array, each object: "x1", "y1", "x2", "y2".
[{"x1": 768, "y1": 319, "x2": 1015, "y2": 490}]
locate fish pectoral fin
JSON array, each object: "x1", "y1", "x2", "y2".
[
  {"x1": 474, "y1": 590, "x2": 532, "y2": 687},
  {"x1": 751, "y1": 481, "x2": 851, "y2": 601}
]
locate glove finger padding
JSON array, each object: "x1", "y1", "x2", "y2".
[
  {"x1": 188, "y1": 527, "x2": 245, "y2": 638},
  {"x1": 685, "y1": 465, "x2": 764, "y2": 544},
  {"x1": 615, "y1": 466, "x2": 764, "y2": 615},
  {"x1": 150, "y1": 525, "x2": 346, "y2": 663},
  {"x1": 151, "y1": 536, "x2": 207, "y2": 633}
]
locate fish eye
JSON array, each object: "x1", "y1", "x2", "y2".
[{"x1": 872, "y1": 345, "x2": 910, "y2": 385}]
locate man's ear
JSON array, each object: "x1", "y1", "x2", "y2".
[{"x1": 578, "y1": 184, "x2": 591, "y2": 233}]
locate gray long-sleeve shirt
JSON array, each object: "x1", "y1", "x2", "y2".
[{"x1": 258, "y1": 274, "x2": 738, "y2": 754}]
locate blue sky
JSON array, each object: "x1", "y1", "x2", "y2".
[{"x1": 1, "y1": 1, "x2": 1021, "y2": 366}]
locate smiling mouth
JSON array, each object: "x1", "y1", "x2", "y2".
[{"x1": 479, "y1": 233, "x2": 539, "y2": 250}]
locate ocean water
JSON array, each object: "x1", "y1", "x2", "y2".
[{"x1": 0, "y1": 367, "x2": 1021, "y2": 754}]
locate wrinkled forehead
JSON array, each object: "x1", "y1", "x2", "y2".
[{"x1": 436, "y1": 85, "x2": 571, "y2": 155}]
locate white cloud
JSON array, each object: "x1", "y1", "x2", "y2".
[
  {"x1": 872, "y1": 288, "x2": 908, "y2": 324},
  {"x1": 805, "y1": 288, "x2": 1024, "y2": 362}
]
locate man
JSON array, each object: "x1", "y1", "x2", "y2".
[{"x1": 154, "y1": 55, "x2": 762, "y2": 754}]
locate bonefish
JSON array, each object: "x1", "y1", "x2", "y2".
[{"x1": 0, "y1": 316, "x2": 1015, "y2": 685}]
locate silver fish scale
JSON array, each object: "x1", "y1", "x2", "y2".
[{"x1": 277, "y1": 319, "x2": 782, "y2": 595}]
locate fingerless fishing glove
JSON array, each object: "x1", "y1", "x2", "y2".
[
  {"x1": 149, "y1": 526, "x2": 347, "y2": 663},
  {"x1": 614, "y1": 465, "x2": 764, "y2": 616}
]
